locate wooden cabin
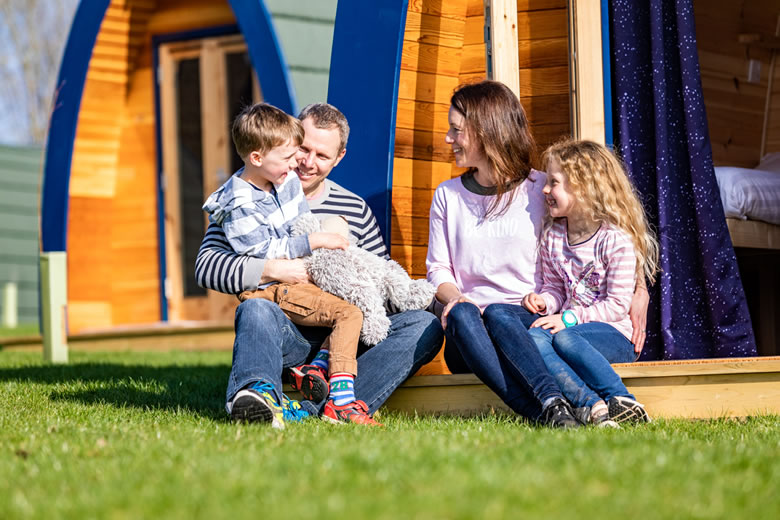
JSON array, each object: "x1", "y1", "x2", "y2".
[
  {"x1": 25, "y1": 0, "x2": 780, "y2": 418},
  {"x1": 40, "y1": 0, "x2": 337, "y2": 353}
]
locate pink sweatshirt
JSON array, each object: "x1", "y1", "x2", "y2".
[
  {"x1": 539, "y1": 221, "x2": 636, "y2": 339},
  {"x1": 426, "y1": 170, "x2": 547, "y2": 310}
]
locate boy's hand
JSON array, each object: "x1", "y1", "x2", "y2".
[
  {"x1": 530, "y1": 314, "x2": 564, "y2": 333},
  {"x1": 309, "y1": 232, "x2": 349, "y2": 251},
  {"x1": 522, "y1": 293, "x2": 546, "y2": 314}
]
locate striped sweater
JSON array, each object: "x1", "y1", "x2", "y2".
[
  {"x1": 196, "y1": 178, "x2": 389, "y2": 294},
  {"x1": 202, "y1": 168, "x2": 311, "y2": 260},
  {"x1": 539, "y1": 221, "x2": 636, "y2": 339}
]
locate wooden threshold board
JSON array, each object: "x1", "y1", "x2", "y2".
[
  {"x1": 382, "y1": 357, "x2": 780, "y2": 420},
  {"x1": 0, "y1": 322, "x2": 235, "y2": 352}
]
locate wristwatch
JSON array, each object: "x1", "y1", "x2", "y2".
[{"x1": 561, "y1": 310, "x2": 578, "y2": 328}]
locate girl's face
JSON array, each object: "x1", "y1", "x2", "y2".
[
  {"x1": 445, "y1": 106, "x2": 483, "y2": 169},
  {"x1": 543, "y1": 159, "x2": 577, "y2": 218}
]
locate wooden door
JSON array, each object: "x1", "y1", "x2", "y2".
[{"x1": 159, "y1": 34, "x2": 261, "y2": 322}]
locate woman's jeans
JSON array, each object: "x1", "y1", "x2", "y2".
[
  {"x1": 528, "y1": 322, "x2": 636, "y2": 408},
  {"x1": 444, "y1": 302, "x2": 566, "y2": 420}
]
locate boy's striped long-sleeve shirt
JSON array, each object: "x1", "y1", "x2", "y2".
[
  {"x1": 202, "y1": 168, "x2": 312, "y2": 261},
  {"x1": 538, "y1": 220, "x2": 636, "y2": 339}
]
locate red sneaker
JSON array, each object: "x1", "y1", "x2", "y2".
[
  {"x1": 288, "y1": 365, "x2": 329, "y2": 403},
  {"x1": 322, "y1": 400, "x2": 383, "y2": 427}
]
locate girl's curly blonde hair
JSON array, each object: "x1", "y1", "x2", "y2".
[{"x1": 542, "y1": 139, "x2": 659, "y2": 284}]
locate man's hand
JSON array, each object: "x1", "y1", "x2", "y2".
[
  {"x1": 309, "y1": 232, "x2": 349, "y2": 251},
  {"x1": 530, "y1": 314, "x2": 565, "y2": 334},
  {"x1": 261, "y1": 258, "x2": 311, "y2": 285},
  {"x1": 629, "y1": 285, "x2": 650, "y2": 354},
  {"x1": 522, "y1": 293, "x2": 547, "y2": 314},
  {"x1": 441, "y1": 295, "x2": 478, "y2": 330}
]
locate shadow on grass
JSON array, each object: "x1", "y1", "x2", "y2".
[{"x1": 0, "y1": 363, "x2": 231, "y2": 420}]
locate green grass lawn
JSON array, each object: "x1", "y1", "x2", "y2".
[{"x1": 1, "y1": 350, "x2": 778, "y2": 520}]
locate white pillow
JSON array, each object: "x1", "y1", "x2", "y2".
[
  {"x1": 714, "y1": 166, "x2": 780, "y2": 225},
  {"x1": 757, "y1": 152, "x2": 780, "y2": 173}
]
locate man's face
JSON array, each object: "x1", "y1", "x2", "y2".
[{"x1": 295, "y1": 117, "x2": 346, "y2": 196}]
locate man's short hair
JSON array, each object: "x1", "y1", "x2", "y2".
[
  {"x1": 232, "y1": 103, "x2": 303, "y2": 158},
  {"x1": 297, "y1": 103, "x2": 350, "y2": 153}
]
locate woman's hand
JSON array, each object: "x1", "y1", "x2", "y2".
[
  {"x1": 530, "y1": 314, "x2": 564, "y2": 334},
  {"x1": 441, "y1": 295, "x2": 477, "y2": 330},
  {"x1": 522, "y1": 293, "x2": 546, "y2": 314},
  {"x1": 629, "y1": 285, "x2": 650, "y2": 354}
]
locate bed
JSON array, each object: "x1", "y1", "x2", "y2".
[{"x1": 715, "y1": 152, "x2": 780, "y2": 250}]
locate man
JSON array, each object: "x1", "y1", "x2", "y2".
[{"x1": 195, "y1": 103, "x2": 443, "y2": 428}]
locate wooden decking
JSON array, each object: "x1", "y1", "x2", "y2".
[{"x1": 2, "y1": 325, "x2": 778, "y2": 419}]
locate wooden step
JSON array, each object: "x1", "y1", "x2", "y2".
[{"x1": 385, "y1": 357, "x2": 780, "y2": 419}]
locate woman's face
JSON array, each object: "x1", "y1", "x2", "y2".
[{"x1": 445, "y1": 106, "x2": 483, "y2": 169}]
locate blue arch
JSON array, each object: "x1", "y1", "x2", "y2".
[
  {"x1": 41, "y1": 0, "x2": 295, "y2": 254},
  {"x1": 326, "y1": 0, "x2": 409, "y2": 244}
]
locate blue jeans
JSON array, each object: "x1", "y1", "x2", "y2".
[
  {"x1": 444, "y1": 302, "x2": 567, "y2": 420},
  {"x1": 225, "y1": 298, "x2": 444, "y2": 414},
  {"x1": 528, "y1": 322, "x2": 636, "y2": 408}
]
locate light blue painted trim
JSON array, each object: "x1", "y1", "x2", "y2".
[
  {"x1": 601, "y1": 0, "x2": 614, "y2": 146},
  {"x1": 326, "y1": 0, "x2": 409, "y2": 243},
  {"x1": 40, "y1": 0, "x2": 111, "y2": 253},
  {"x1": 229, "y1": 0, "x2": 297, "y2": 114}
]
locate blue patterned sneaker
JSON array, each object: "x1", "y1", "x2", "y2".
[
  {"x1": 228, "y1": 381, "x2": 284, "y2": 429},
  {"x1": 281, "y1": 394, "x2": 313, "y2": 422}
]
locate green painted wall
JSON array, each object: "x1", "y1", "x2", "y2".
[
  {"x1": 266, "y1": 0, "x2": 337, "y2": 111},
  {"x1": 0, "y1": 144, "x2": 41, "y2": 326}
]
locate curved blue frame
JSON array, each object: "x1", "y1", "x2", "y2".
[
  {"x1": 326, "y1": 0, "x2": 409, "y2": 244},
  {"x1": 41, "y1": 0, "x2": 295, "y2": 255},
  {"x1": 41, "y1": 0, "x2": 111, "y2": 253}
]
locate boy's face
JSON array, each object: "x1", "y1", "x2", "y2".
[
  {"x1": 248, "y1": 139, "x2": 302, "y2": 187},
  {"x1": 295, "y1": 117, "x2": 346, "y2": 197}
]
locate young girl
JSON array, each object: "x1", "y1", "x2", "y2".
[{"x1": 522, "y1": 139, "x2": 659, "y2": 426}]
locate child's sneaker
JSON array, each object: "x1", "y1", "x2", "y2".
[
  {"x1": 228, "y1": 381, "x2": 285, "y2": 429},
  {"x1": 590, "y1": 400, "x2": 619, "y2": 428},
  {"x1": 322, "y1": 399, "x2": 383, "y2": 426},
  {"x1": 608, "y1": 396, "x2": 650, "y2": 424},
  {"x1": 288, "y1": 364, "x2": 329, "y2": 404},
  {"x1": 281, "y1": 394, "x2": 313, "y2": 422}
]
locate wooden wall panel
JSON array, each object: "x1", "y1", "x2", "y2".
[
  {"x1": 391, "y1": 0, "x2": 570, "y2": 281},
  {"x1": 68, "y1": 0, "x2": 236, "y2": 332},
  {"x1": 694, "y1": 0, "x2": 780, "y2": 166}
]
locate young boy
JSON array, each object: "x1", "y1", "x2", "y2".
[{"x1": 203, "y1": 103, "x2": 381, "y2": 427}]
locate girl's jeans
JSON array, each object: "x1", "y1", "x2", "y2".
[{"x1": 527, "y1": 322, "x2": 636, "y2": 408}]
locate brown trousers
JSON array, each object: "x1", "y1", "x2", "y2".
[{"x1": 239, "y1": 283, "x2": 362, "y2": 375}]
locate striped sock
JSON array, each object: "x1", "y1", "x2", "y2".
[
  {"x1": 329, "y1": 373, "x2": 356, "y2": 406},
  {"x1": 311, "y1": 349, "x2": 329, "y2": 371}
]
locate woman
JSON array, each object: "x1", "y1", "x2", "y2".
[{"x1": 426, "y1": 80, "x2": 648, "y2": 427}]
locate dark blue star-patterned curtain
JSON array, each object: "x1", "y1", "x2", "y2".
[{"x1": 609, "y1": 0, "x2": 756, "y2": 359}]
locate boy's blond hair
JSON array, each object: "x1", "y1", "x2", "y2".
[
  {"x1": 232, "y1": 103, "x2": 304, "y2": 158},
  {"x1": 542, "y1": 139, "x2": 659, "y2": 284}
]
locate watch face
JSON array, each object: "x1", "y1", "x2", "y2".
[{"x1": 562, "y1": 311, "x2": 576, "y2": 327}]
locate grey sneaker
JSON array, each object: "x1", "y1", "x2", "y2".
[
  {"x1": 540, "y1": 398, "x2": 581, "y2": 429},
  {"x1": 608, "y1": 396, "x2": 650, "y2": 424}
]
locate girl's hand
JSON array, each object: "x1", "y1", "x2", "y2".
[
  {"x1": 522, "y1": 293, "x2": 547, "y2": 314},
  {"x1": 441, "y1": 295, "x2": 477, "y2": 330},
  {"x1": 530, "y1": 314, "x2": 564, "y2": 333}
]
